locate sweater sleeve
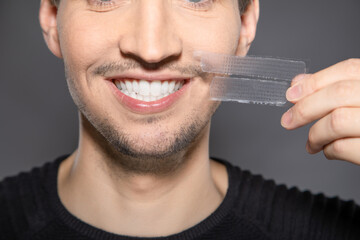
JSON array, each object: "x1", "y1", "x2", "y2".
[{"x1": 232, "y1": 168, "x2": 360, "y2": 240}]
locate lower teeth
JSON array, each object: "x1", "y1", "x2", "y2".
[{"x1": 121, "y1": 91, "x2": 174, "y2": 102}]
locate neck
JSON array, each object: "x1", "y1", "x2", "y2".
[{"x1": 58, "y1": 116, "x2": 228, "y2": 237}]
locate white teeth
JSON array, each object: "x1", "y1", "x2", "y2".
[
  {"x1": 139, "y1": 80, "x2": 150, "y2": 96},
  {"x1": 114, "y1": 79, "x2": 185, "y2": 102},
  {"x1": 125, "y1": 80, "x2": 133, "y2": 92},
  {"x1": 168, "y1": 81, "x2": 175, "y2": 93},
  {"x1": 133, "y1": 81, "x2": 139, "y2": 93},
  {"x1": 174, "y1": 82, "x2": 180, "y2": 91},
  {"x1": 115, "y1": 81, "x2": 122, "y2": 90},
  {"x1": 150, "y1": 81, "x2": 162, "y2": 97},
  {"x1": 161, "y1": 81, "x2": 169, "y2": 94},
  {"x1": 130, "y1": 92, "x2": 137, "y2": 99},
  {"x1": 120, "y1": 81, "x2": 126, "y2": 91}
]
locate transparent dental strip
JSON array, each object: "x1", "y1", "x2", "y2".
[{"x1": 197, "y1": 51, "x2": 307, "y2": 106}]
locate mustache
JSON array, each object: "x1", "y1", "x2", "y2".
[{"x1": 92, "y1": 59, "x2": 205, "y2": 77}]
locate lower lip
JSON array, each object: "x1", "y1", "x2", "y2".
[{"x1": 106, "y1": 80, "x2": 191, "y2": 114}]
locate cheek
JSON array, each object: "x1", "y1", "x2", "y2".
[
  {"x1": 58, "y1": 13, "x2": 116, "y2": 74},
  {"x1": 178, "y1": 11, "x2": 241, "y2": 54},
  {"x1": 187, "y1": 28, "x2": 239, "y2": 54},
  {"x1": 58, "y1": 12, "x2": 120, "y2": 112},
  {"x1": 186, "y1": 25, "x2": 239, "y2": 56}
]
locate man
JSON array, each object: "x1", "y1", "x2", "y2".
[{"x1": 1, "y1": 0, "x2": 360, "y2": 239}]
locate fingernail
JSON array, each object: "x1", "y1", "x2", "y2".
[
  {"x1": 281, "y1": 108, "x2": 293, "y2": 127},
  {"x1": 286, "y1": 83, "x2": 302, "y2": 101}
]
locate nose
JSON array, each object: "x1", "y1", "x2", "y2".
[{"x1": 119, "y1": 0, "x2": 182, "y2": 66}]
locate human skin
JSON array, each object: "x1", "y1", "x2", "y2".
[
  {"x1": 39, "y1": 0, "x2": 259, "y2": 237},
  {"x1": 283, "y1": 60, "x2": 360, "y2": 164}
]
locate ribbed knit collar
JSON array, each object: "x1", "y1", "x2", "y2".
[{"x1": 47, "y1": 156, "x2": 237, "y2": 240}]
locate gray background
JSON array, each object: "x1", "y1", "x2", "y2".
[{"x1": 1, "y1": 0, "x2": 360, "y2": 202}]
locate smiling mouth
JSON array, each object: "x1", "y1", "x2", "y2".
[{"x1": 113, "y1": 79, "x2": 187, "y2": 102}]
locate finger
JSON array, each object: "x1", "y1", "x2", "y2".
[
  {"x1": 306, "y1": 108, "x2": 360, "y2": 154},
  {"x1": 287, "y1": 59, "x2": 360, "y2": 103},
  {"x1": 281, "y1": 80, "x2": 360, "y2": 129},
  {"x1": 323, "y1": 138, "x2": 360, "y2": 165},
  {"x1": 290, "y1": 74, "x2": 309, "y2": 87}
]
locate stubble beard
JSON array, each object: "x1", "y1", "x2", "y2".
[{"x1": 66, "y1": 67, "x2": 220, "y2": 176}]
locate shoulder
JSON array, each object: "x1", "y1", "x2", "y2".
[
  {"x1": 224, "y1": 161, "x2": 360, "y2": 239},
  {"x1": 0, "y1": 157, "x2": 64, "y2": 239}
]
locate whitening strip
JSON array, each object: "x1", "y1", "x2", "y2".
[{"x1": 196, "y1": 51, "x2": 307, "y2": 106}]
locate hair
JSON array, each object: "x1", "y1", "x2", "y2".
[
  {"x1": 51, "y1": 0, "x2": 251, "y2": 14},
  {"x1": 238, "y1": 0, "x2": 251, "y2": 14}
]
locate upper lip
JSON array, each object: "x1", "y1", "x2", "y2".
[{"x1": 105, "y1": 71, "x2": 195, "y2": 82}]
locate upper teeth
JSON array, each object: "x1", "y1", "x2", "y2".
[{"x1": 114, "y1": 79, "x2": 185, "y2": 102}]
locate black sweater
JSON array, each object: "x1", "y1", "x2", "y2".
[{"x1": 1, "y1": 156, "x2": 359, "y2": 240}]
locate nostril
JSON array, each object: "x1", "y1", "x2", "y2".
[
  {"x1": 136, "y1": 46, "x2": 173, "y2": 64},
  {"x1": 119, "y1": 26, "x2": 182, "y2": 68}
]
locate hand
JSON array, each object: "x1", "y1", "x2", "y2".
[{"x1": 281, "y1": 59, "x2": 360, "y2": 165}]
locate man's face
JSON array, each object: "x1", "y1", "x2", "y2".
[{"x1": 55, "y1": 0, "x2": 242, "y2": 173}]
